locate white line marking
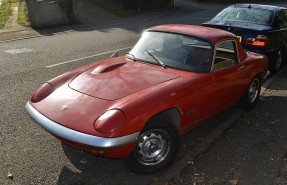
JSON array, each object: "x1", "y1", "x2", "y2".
[
  {"x1": 5, "y1": 48, "x2": 33, "y2": 54},
  {"x1": 46, "y1": 46, "x2": 132, "y2": 68}
]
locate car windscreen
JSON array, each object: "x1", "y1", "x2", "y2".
[
  {"x1": 128, "y1": 31, "x2": 213, "y2": 72},
  {"x1": 213, "y1": 7, "x2": 274, "y2": 26}
]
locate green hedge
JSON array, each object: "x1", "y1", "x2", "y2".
[{"x1": 0, "y1": 0, "x2": 12, "y2": 29}]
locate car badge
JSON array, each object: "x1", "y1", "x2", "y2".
[{"x1": 61, "y1": 105, "x2": 68, "y2": 111}]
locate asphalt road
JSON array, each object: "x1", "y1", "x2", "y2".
[{"x1": 0, "y1": 1, "x2": 287, "y2": 185}]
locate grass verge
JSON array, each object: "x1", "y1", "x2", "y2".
[
  {"x1": 17, "y1": 0, "x2": 30, "y2": 27},
  {"x1": 11, "y1": 0, "x2": 18, "y2": 7},
  {"x1": 0, "y1": 0, "x2": 12, "y2": 29}
]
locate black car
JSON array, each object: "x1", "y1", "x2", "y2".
[{"x1": 203, "y1": 4, "x2": 287, "y2": 73}]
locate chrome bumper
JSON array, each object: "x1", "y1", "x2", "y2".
[{"x1": 25, "y1": 102, "x2": 139, "y2": 149}]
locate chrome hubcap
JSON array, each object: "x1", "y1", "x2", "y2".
[
  {"x1": 136, "y1": 129, "x2": 171, "y2": 166},
  {"x1": 248, "y1": 79, "x2": 259, "y2": 103}
]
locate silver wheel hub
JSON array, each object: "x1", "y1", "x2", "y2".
[
  {"x1": 136, "y1": 129, "x2": 171, "y2": 166},
  {"x1": 248, "y1": 79, "x2": 259, "y2": 103}
]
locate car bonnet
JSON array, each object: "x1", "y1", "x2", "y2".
[{"x1": 68, "y1": 57, "x2": 181, "y2": 101}]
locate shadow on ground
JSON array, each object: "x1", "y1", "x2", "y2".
[
  {"x1": 58, "y1": 142, "x2": 157, "y2": 185},
  {"x1": 56, "y1": 107, "x2": 238, "y2": 185}
]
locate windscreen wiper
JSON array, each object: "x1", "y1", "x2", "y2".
[
  {"x1": 146, "y1": 50, "x2": 166, "y2": 68},
  {"x1": 125, "y1": 52, "x2": 136, "y2": 61}
]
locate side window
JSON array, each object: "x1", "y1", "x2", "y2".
[
  {"x1": 214, "y1": 40, "x2": 238, "y2": 71},
  {"x1": 278, "y1": 10, "x2": 287, "y2": 29}
]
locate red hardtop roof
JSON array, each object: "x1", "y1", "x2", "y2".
[{"x1": 147, "y1": 24, "x2": 236, "y2": 45}]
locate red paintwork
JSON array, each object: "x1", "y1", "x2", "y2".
[
  {"x1": 148, "y1": 24, "x2": 248, "y2": 62},
  {"x1": 69, "y1": 59, "x2": 180, "y2": 100},
  {"x1": 29, "y1": 25, "x2": 268, "y2": 158}
]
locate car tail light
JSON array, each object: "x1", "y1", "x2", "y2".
[
  {"x1": 31, "y1": 83, "x2": 54, "y2": 103},
  {"x1": 245, "y1": 35, "x2": 269, "y2": 47},
  {"x1": 94, "y1": 109, "x2": 127, "y2": 134}
]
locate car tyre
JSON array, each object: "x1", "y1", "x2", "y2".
[
  {"x1": 271, "y1": 49, "x2": 283, "y2": 73},
  {"x1": 240, "y1": 76, "x2": 261, "y2": 110},
  {"x1": 122, "y1": 120, "x2": 179, "y2": 174}
]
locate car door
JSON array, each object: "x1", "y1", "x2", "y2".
[{"x1": 195, "y1": 40, "x2": 246, "y2": 120}]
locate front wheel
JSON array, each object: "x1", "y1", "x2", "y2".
[
  {"x1": 240, "y1": 76, "x2": 261, "y2": 110},
  {"x1": 122, "y1": 120, "x2": 179, "y2": 174}
]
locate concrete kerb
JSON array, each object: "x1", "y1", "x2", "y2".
[
  {"x1": 152, "y1": 65, "x2": 287, "y2": 184},
  {"x1": 0, "y1": 0, "x2": 204, "y2": 43},
  {"x1": 0, "y1": 12, "x2": 165, "y2": 43}
]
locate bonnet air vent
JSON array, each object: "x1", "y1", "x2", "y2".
[{"x1": 91, "y1": 62, "x2": 127, "y2": 74}]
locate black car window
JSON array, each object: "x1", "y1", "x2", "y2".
[
  {"x1": 213, "y1": 7, "x2": 274, "y2": 26},
  {"x1": 214, "y1": 40, "x2": 238, "y2": 71},
  {"x1": 278, "y1": 9, "x2": 287, "y2": 29}
]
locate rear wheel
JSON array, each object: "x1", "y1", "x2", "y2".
[
  {"x1": 271, "y1": 49, "x2": 283, "y2": 73},
  {"x1": 122, "y1": 120, "x2": 179, "y2": 174},
  {"x1": 240, "y1": 76, "x2": 261, "y2": 110}
]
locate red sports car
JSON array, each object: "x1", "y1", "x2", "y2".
[{"x1": 26, "y1": 24, "x2": 269, "y2": 174}]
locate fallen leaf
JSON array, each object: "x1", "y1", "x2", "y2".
[
  {"x1": 7, "y1": 172, "x2": 13, "y2": 180},
  {"x1": 229, "y1": 179, "x2": 238, "y2": 185}
]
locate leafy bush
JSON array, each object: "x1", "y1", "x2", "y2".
[
  {"x1": 0, "y1": 0, "x2": 12, "y2": 29},
  {"x1": 17, "y1": 0, "x2": 30, "y2": 27},
  {"x1": 11, "y1": 0, "x2": 18, "y2": 7}
]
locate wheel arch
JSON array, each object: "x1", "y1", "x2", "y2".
[
  {"x1": 122, "y1": 107, "x2": 181, "y2": 174},
  {"x1": 256, "y1": 72, "x2": 264, "y2": 84},
  {"x1": 247, "y1": 70, "x2": 263, "y2": 87},
  {"x1": 147, "y1": 107, "x2": 181, "y2": 131}
]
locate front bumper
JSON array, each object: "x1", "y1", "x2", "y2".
[{"x1": 25, "y1": 102, "x2": 139, "y2": 150}]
